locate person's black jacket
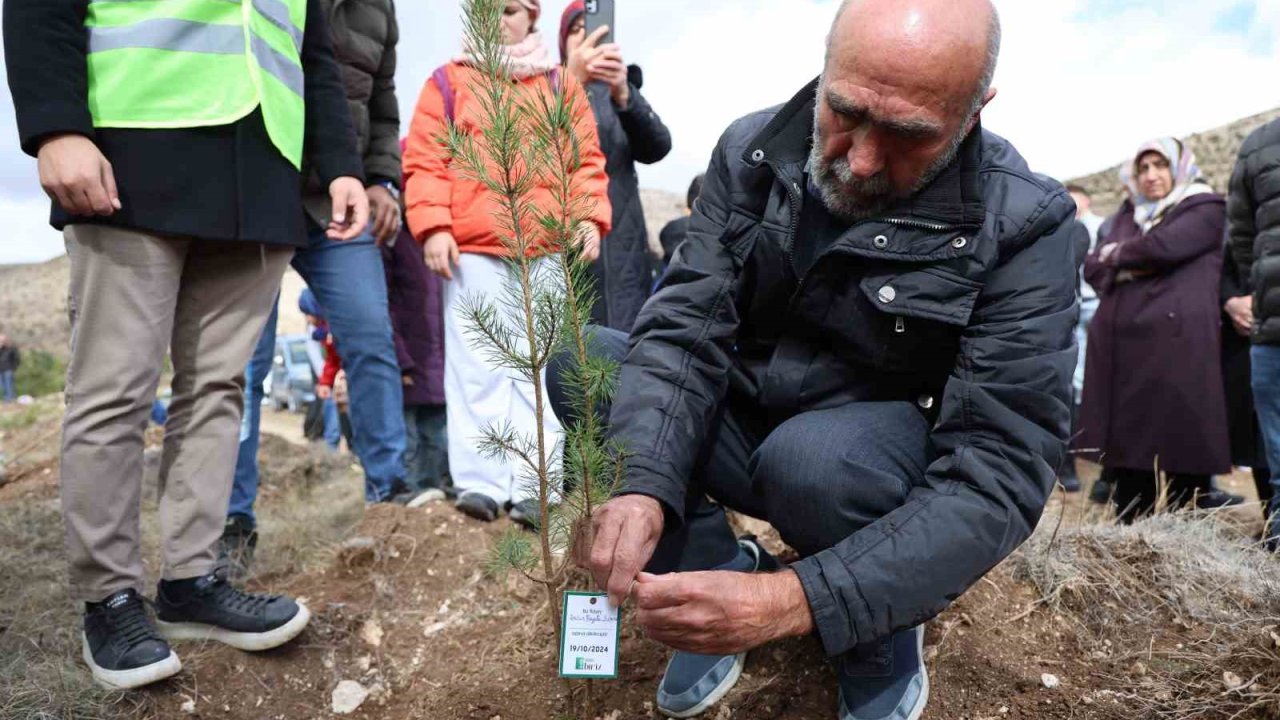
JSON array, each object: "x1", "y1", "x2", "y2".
[
  {"x1": 0, "y1": 345, "x2": 19, "y2": 373},
  {"x1": 610, "y1": 79, "x2": 1078, "y2": 657},
  {"x1": 1229, "y1": 117, "x2": 1280, "y2": 345},
  {"x1": 4, "y1": 0, "x2": 362, "y2": 247},
  {"x1": 586, "y1": 66, "x2": 672, "y2": 331},
  {"x1": 302, "y1": 0, "x2": 400, "y2": 226}
]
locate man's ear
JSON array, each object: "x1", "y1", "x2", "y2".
[{"x1": 965, "y1": 87, "x2": 997, "y2": 134}]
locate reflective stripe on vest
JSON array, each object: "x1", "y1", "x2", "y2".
[{"x1": 84, "y1": 0, "x2": 307, "y2": 168}]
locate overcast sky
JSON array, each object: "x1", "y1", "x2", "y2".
[{"x1": 1, "y1": 0, "x2": 1277, "y2": 264}]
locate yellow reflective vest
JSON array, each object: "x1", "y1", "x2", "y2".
[{"x1": 85, "y1": 0, "x2": 307, "y2": 169}]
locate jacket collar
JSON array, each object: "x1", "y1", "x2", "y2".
[{"x1": 742, "y1": 78, "x2": 986, "y2": 229}]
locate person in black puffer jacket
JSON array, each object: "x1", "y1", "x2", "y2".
[
  {"x1": 548, "y1": 1, "x2": 1077, "y2": 718},
  {"x1": 1228, "y1": 116, "x2": 1280, "y2": 548},
  {"x1": 559, "y1": 2, "x2": 673, "y2": 332}
]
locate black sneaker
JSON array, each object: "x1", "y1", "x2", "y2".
[
  {"x1": 455, "y1": 490, "x2": 500, "y2": 522},
  {"x1": 82, "y1": 589, "x2": 182, "y2": 690},
  {"x1": 508, "y1": 499, "x2": 541, "y2": 530},
  {"x1": 218, "y1": 515, "x2": 258, "y2": 583},
  {"x1": 154, "y1": 574, "x2": 310, "y2": 652},
  {"x1": 1196, "y1": 488, "x2": 1245, "y2": 510}
]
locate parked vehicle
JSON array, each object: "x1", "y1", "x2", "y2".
[{"x1": 269, "y1": 334, "x2": 316, "y2": 413}]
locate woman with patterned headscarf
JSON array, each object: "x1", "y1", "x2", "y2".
[{"x1": 1076, "y1": 137, "x2": 1237, "y2": 521}]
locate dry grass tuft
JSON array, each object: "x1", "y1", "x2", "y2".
[{"x1": 1013, "y1": 512, "x2": 1280, "y2": 719}]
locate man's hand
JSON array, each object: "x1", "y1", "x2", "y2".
[
  {"x1": 316, "y1": 385, "x2": 333, "y2": 400},
  {"x1": 575, "y1": 222, "x2": 602, "y2": 263},
  {"x1": 633, "y1": 569, "x2": 815, "y2": 655},
  {"x1": 37, "y1": 134, "x2": 120, "y2": 217},
  {"x1": 328, "y1": 177, "x2": 370, "y2": 241},
  {"x1": 575, "y1": 494, "x2": 664, "y2": 606},
  {"x1": 366, "y1": 184, "x2": 401, "y2": 245},
  {"x1": 424, "y1": 231, "x2": 461, "y2": 280},
  {"x1": 1226, "y1": 295, "x2": 1254, "y2": 337}
]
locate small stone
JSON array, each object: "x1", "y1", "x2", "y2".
[
  {"x1": 998, "y1": 706, "x2": 1009, "y2": 714},
  {"x1": 424, "y1": 621, "x2": 448, "y2": 636},
  {"x1": 1041, "y1": 673, "x2": 1060, "y2": 689},
  {"x1": 332, "y1": 681, "x2": 369, "y2": 715},
  {"x1": 1223, "y1": 671, "x2": 1245, "y2": 690},
  {"x1": 356, "y1": 655, "x2": 372, "y2": 672},
  {"x1": 180, "y1": 698, "x2": 196, "y2": 714},
  {"x1": 360, "y1": 618, "x2": 384, "y2": 647}
]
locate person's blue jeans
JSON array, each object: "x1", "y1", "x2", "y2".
[
  {"x1": 1251, "y1": 344, "x2": 1280, "y2": 519},
  {"x1": 0, "y1": 370, "x2": 14, "y2": 402},
  {"x1": 323, "y1": 396, "x2": 342, "y2": 449},
  {"x1": 228, "y1": 227, "x2": 406, "y2": 526}
]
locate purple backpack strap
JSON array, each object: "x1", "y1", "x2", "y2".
[{"x1": 432, "y1": 65, "x2": 455, "y2": 122}]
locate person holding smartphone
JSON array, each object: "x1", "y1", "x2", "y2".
[{"x1": 560, "y1": 2, "x2": 673, "y2": 333}]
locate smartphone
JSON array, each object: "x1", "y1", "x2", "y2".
[{"x1": 584, "y1": 0, "x2": 615, "y2": 44}]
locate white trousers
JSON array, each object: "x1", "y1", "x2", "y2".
[{"x1": 444, "y1": 253, "x2": 563, "y2": 505}]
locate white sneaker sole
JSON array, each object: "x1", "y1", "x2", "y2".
[
  {"x1": 660, "y1": 652, "x2": 746, "y2": 719},
  {"x1": 157, "y1": 603, "x2": 311, "y2": 652},
  {"x1": 81, "y1": 634, "x2": 182, "y2": 690}
]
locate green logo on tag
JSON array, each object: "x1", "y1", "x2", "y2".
[{"x1": 576, "y1": 657, "x2": 588, "y2": 670}]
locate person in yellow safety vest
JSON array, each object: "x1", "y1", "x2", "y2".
[{"x1": 4, "y1": 0, "x2": 369, "y2": 691}]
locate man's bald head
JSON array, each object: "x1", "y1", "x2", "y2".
[
  {"x1": 827, "y1": 0, "x2": 1000, "y2": 118},
  {"x1": 808, "y1": 0, "x2": 1001, "y2": 219}
]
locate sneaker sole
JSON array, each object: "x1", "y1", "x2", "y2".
[
  {"x1": 156, "y1": 603, "x2": 311, "y2": 652},
  {"x1": 659, "y1": 652, "x2": 745, "y2": 719},
  {"x1": 406, "y1": 489, "x2": 447, "y2": 509},
  {"x1": 81, "y1": 634, "x2": 182, "y2": 690}
]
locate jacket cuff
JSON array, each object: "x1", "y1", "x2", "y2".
[
  {"x1": 18, "y1": 102, "x2": 95, "y2": 157},
  {"x1": 616, "y1": 454, "x2": 688, "y2": 524},
  {"x1": 791, "y1": 549, "x2": 871, "y2": 657}
]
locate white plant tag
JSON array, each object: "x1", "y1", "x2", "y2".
[{"x1": 559, "y1": 591, "x2": 619, "y2": 679}]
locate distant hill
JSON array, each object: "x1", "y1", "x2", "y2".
[
  {"x1": 1067, "y1": 107, "x2": 1280, "y2": 215},
  {"x1": 0, "y1": 189, "x2": 691, "y2": 362}
]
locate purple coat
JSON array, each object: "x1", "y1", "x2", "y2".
[
  {"x1": 1076, "y1": 193, "x2": 1231, "y2": 475},
  {"x1": 383, "y1": 226, "x2": 445, "y2": 406}
]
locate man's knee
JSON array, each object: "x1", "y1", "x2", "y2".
[
  {"x1": 751, "y1": 402, "x2": 932, "y2": 554},
  {"x1": 548, "y1": 326, "x2": 629, "y2": 425}
]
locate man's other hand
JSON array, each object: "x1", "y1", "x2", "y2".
[
  {"x1": 633, "y1": 569, "x2": 816, "y2": 655},
  {"x1": 574, "y1": 494, "x2": 664, "y2": 607},
  {"x1": 37, "y1": 134, "x2": 120, "y2": 217},
  {"x1": 328, "y1": 177, "x2": 370, "y2": 241},
  {"x1": 367, "y1": 184, "x2": 401, "y2": 245}
]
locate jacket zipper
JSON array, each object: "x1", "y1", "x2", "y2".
[{"x1": 882, "y1": 217, "x2": 959, "y2": 232}]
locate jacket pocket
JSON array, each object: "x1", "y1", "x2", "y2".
[{"x1": 858, "y1": 267, "x2": 983, "y2": 374}]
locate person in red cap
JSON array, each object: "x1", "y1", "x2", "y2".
[{"x1": 560, "y1": 1, "x2": 673, "y2": 333}]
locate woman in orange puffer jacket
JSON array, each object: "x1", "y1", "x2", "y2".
[{"x1": 403, "y1": 0, "x2": 611, "y2": 526}]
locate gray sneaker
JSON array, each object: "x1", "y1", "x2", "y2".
[
  {"x1": 836, "y1": 625, "x2": 929, "y2": 720},
  {"x1": 655, "y1": 537, "x2": 777, "y2": 718}
]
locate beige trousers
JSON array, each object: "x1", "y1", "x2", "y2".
[{"x1": 61, "y1": 225, "x2": 292, "y2": 602}]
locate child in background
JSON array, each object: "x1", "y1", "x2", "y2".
[{"x1": 403, "y1": 0, "x2": 611, "y2": 525}]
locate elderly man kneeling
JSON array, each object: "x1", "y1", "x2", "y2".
[{"x1": 549, "y1": 0, "x2": 1078, "y2": 717}]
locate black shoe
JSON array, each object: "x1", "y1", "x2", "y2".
[
  {"x1": 1089, "y1": 477, "x2": 1113, "y2": 505},
  {"x1": 455, "y1": 491, "x2": 500, "y2": 522},
  {"x1": 1059, "y1": 474, "x2": 1082, "y2": 493},
  {"x1": 154, "y1": 574, "x2": 310, "y2": 652},
  {"x1": 1196, "y1": 488, "x2": 1245, "y2": 510},
  {"x1": 218, "y1": 515, "x2": 258, "y2": 583},
  {"x1": 509, "y1": 499, "x2": 541, "y2": 530},
  {"x1": 82, "y1": 589, "x2": 182, "y2": 690}
]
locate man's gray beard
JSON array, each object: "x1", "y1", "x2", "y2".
[{"x1": 808, "y1": 119, "x2": 969, "y2": 222}]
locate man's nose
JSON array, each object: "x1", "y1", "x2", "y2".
[{"x1": 847, "y1": 132, "x2": 886, "y2": 180}]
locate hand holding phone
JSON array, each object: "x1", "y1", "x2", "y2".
[{"x1": 584, "y1": 0, "x2": 615, "y2": 44}]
